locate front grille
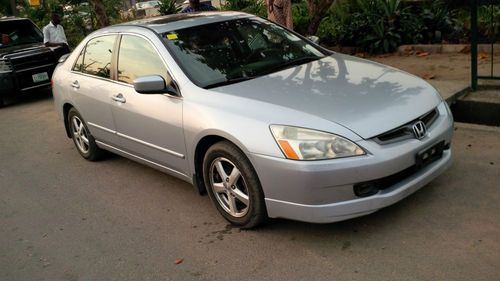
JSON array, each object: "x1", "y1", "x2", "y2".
[
  {"x1": 16, "y1": 64, "x2": 54, "y2": 91},
  {"x1": 4, "y1": 48, "x2": 57, "y2": 91},
  {"x1": 0, "y1": 59, "x2": 13, "y2": 72},
  {"x1": 374, "y1": 108, "x2": 439, "y2": 144},
  {"x1": 10, "y1": 53, "x2": 54, "y2": 71}
]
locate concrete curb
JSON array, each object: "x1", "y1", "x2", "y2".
[{"x1": 445, "y1": 86, "x2": 471, "y2": 106}]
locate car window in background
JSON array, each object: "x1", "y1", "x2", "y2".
[
  {"x1": 0, "y1": 19, "x2": 43, "y2": 48},
  {"x1": 117, "y1": 35, "x2": 169, "y2": 84},
  {"x1": 75, "y1": 35, "x2": 116, "y2": 79},
  {"x1": 162, "y1": 17, "x2": 326, "y2": 88}
]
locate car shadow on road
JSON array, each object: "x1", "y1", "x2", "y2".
[
  {"x1": 1, "y1": 90, "x2": 53, "y2": 109},
  {"x1": 98, "y1": 147, "x2": 442, "y2": 240}
]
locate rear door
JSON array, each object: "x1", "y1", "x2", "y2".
[
  {"x1": 68, "y1": 34, "x2": 121, "y2": 146},
  {"x1": 110, "y1": 34, "x2": 188, "y2": 176}
]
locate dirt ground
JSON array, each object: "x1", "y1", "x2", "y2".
[{"x1": 367, "y1": 52, "x2": 500, "y2": 84}]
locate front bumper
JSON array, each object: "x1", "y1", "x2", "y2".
[
  {"x1": 250, "y1": 102, "x2": 454, "y2": 223},
  {"x1": 0, "y1": 67, "x2": 53, "y2": 97},
  {"x1": 261, "y1": 149, "x2": 451, "y2": 223}
]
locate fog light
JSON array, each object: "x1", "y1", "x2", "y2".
[{"x1": 353, "y1": 182, "x2": 379, "y2": 197}]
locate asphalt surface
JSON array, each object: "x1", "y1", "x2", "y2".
[{"x1": 1, "y1": 95, "x2": 499, "y2": 281}]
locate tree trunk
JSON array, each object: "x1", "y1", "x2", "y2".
[
  {"x1": 9, "y1": 0, "x2": 17, "y2": 16},
  {"x1": 89, "y1": 0, "x2": 110, "y2": 28},
  {"x1": 305, "y1": 0, "x2": 335, "y2": 35}
]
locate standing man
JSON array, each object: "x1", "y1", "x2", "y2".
[
  {"x1": 43, "y1": 13, "x2": 69, "y2": 48},
  {"x1": 180, "y1": 0, "x2": 216, "y2": 13},
  {"x1": 267, "y1": 0, "x2": 293, "y2": 30}
]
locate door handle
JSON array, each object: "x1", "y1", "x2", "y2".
[
  {"x1": 112, "y1": 93, "x2": 126, "y2": 103},
  {"x1": 71, "y1": 80, "x2": 80, "y2": 89}
]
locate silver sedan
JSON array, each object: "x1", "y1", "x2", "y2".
[{"x1": 53, "y1": 12, "x2": 453, "y2": 228}]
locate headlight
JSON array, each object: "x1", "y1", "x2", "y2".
[
  {"x1": 270, "y1": 125, "x2": 365, "y2": 160},
  {"x1": 0, "y1": 59, "x2": 13, "y2": 73}
]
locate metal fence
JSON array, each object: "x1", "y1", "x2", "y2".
[{"x1": 471, "y1": 0, "x2": 500, "y2": 90}]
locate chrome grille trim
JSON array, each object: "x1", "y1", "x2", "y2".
[{"x1": 373, "y1": 108, "x2": 439, "y2": 144}]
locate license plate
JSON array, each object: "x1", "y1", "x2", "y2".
[
  {"x1": 32, "y1": 72, "x2": 49, "y2": 83},
  {"x1": 416, "y1": 141, "x2": 445, "y2": 169}
]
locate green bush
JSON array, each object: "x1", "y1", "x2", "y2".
[
  {"x1": 158, "y1": 0, "x2": 182, "y2": 15},
  {"x1": 316, "y1": 0, "x2": 470, "y2": 54},
  {"x1": 19, "y1": 0, "x2": 128, "y2": 48},
  {"x1": 292, "y1": 0, "x2": 311, "y2": 35},
  {"x1": 358, "y1": 0, "x2": 419, "y2": 53},
  {"x1": 222, "y1": 0, "x2": 266, "y2": 17},
  {"x1": 478, "y1": 5, "x2": 500, "y2": 41}
]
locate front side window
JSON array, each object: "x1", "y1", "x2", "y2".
[
  {"x1": 117, "y1": 35, "x2": 169, "y2": 84},
  {"x1": 75, "y1": 35, "x2": 116, "y2": 78},
  {"x1": 162, "y1": 17, "x2": 326, "y2": 88}
]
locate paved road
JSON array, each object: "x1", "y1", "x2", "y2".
[{"x1": 1, "y1": 95, "x2": 499, "y2": 281}]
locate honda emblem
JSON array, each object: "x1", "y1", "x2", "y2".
[{"x1": 412, "y1": 121, "x2": 427, "y2": 139}]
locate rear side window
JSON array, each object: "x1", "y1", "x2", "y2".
[
  {"x1": 73, "y1": 35, "x2": 116, "y2": 79},
  {"x1": 117, "y1": 35, "x2": 169, "y2": 84}
]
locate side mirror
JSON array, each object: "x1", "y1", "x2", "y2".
[
  {"x1": 307, "y1": 35, "x2": 320, "y2": 45},
  {"x1": 58, "y1": 53, "x2": 71, "y2": 63},
  {"x1": 133, "y1": 75, "x2": 178, "y2": 96}
]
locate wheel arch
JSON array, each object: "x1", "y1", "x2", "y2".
[
  {"x1": 63, "y1": 102, "x2": 75, "y2": 138},
  {"x1": 192, "y1": 133, "x2": 255, "y2": 195}
]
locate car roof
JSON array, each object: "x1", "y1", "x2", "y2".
[
  {"x1": 0, "y1": 17, "x2": 31, "y2": 22},
  {"x1": 116, "y1": 11, "x2": 253, "y2": 33}
]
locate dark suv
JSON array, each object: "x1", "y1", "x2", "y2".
[{"x1": 0, "y1": 17, "x2": 68, "y2": 107}]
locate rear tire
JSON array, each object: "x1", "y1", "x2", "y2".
[
  {"x1": 203, "y1": 141, "x2": 267, "y2": 228},
  {"x1": 67, "y1": 108, "x2": 104, "y2": 161}
]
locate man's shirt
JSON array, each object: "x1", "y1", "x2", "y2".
[
  {"x1": 43, "y1": 22, "x2": 67, "y2": 45},
  {"x1": 180, "y1": 4, "x2": 216, "y2": 13}
]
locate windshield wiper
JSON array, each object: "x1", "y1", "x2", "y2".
[
  {"x1": 204, "y1": 76, "x2": 257, "y2": 89},
  {"x1": 263, "y1": 56, "x2": 322, "y2": 75}
]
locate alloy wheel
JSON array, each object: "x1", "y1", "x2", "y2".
[
  {"x1": 209, "y1": 157, "x2": 250, "y2": 218},
  {"x1": 71, "y1": 115, "x2": 90, "y2": 154}
]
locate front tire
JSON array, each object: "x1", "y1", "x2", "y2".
[
  {"x1": 203, "y1": 141, "x2": 267, "y2": 228},
  {"x1": 67, "y1": 108, "x2": 104, "y2": 161}
]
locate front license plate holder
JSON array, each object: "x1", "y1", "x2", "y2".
[
  {"x1": 32, "y1": 72, "x2": 49, "y2": 83},
  {"x1": 416, "y1": 141, "x2": 445, "y2": 169}
]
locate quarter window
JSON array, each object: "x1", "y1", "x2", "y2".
[
  {"x1": 72, "y1": 49, "x2": 84, "y2": 72},
  {"x1": 117, "y1": 35, "x2": 169, "y2": 84},
  {"x1": 73, "y1": 35, "x2": 116, "y2": 78}
]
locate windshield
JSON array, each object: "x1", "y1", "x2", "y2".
[
  {"x1": 0, "y1": 19, "x2": 43, "y2": 48},
  {"x1": 161, "y1": 17, "x2": 327, "y2": 88}
]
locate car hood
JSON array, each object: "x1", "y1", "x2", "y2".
[
  {"x1": 213, "y1": 53, "x2": 442, "y2": 139},
  {"x1": 0, "y1": 43, "x2": 46, "y2": 57}
]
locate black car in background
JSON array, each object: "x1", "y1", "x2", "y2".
[{"x1": 0, "y1": 17, "x2": 69, "y2": 107}]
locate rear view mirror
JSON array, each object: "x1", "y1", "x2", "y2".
[
  {"x1": 133, "y1": 75, "x2": 178, "y2": 96},
  {"x1": 307, "y1": 36, "x2": 320, "y2": 44}
]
